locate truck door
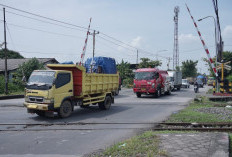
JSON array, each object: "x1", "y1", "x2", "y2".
[{"x1": 54, "y1": 72, "x2": 73, "y2": 108}]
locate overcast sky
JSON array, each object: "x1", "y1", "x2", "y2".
[{"x1": 0, "y1": 0, "x2": 231, "y2": 74}]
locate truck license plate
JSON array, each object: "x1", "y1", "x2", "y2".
[{"x1": 141, "y1": 88, "x2": 146, "y2": 91}]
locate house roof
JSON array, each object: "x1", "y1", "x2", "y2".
[{"x1": 0, "y1": 58, "x2": 59, "y2": 72}]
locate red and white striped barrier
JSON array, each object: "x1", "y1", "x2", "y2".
[
  {"x1": 185, "y1": 4, "x2": 218, "y2": 77},
  {"x1": 79, "y1": 18, "x2": 92, "y2": 65}
]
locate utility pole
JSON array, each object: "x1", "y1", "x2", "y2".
[
  {"x1": 173, "y1": 6, "x2": 180, "y2": 70},
  {"x1": 3, "y1": 8, "x2": 8, "y2": 94},
  {"x1": 90, "y1": 30, "x2": 99, "y2": 58},
  {"x1": 136, "y1": 49, "x2": 138, "y2": 64}
]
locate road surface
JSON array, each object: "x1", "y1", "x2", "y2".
[{"x1": 0, "y1": 86, "x2": 208, "y2": 156}]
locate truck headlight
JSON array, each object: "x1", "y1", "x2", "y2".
[
  {"x1": 152, "y1": 83, "x2": 155, "y2": 88},
  {"x1": 44, "y1": 98, "x2": 54, "y2": 104}
]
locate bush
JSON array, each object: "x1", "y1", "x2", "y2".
[
  {"x1": 0, "y1": 75, "x2": 24, "y2": 94},
  {"x1": 123, "y1": 78, "x2": 134, "y2": 88}
]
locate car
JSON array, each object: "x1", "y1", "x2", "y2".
[{"x1": 182, "y1": 79, "x2": 190, "y2": 88}]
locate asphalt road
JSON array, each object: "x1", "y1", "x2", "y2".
[{"x1": 0, "y1": 86, "x2": 208, "y2": 156}]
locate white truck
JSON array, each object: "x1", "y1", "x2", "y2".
[{"x1": 167, "y1": 71, "x2": 182, "y2": 90}]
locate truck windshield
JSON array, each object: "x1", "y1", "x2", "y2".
[
  {"x1": 135, "y1": 72, "x2": 155, "y2": 80},
  {"x1": 27, "y1": 71, "x2": 55, "y2": 89}
]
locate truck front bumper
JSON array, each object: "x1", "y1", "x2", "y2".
[
  {"x1": 133, "y1": 88, "x2": 156, "y2": 94},
  {"x1": 24, "y1": 102, "x2": 54, "y2": 111}
]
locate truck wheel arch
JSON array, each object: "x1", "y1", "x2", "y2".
[{"x1": 60, "y1": 97, "x2": 74, "y2": 111}]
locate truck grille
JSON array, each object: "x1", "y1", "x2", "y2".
[{"x1": 29, "y1": 96, "x2": 44, "y2": 103}]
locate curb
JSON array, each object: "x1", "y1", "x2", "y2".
[{"x1": 0, "y1": 95, "x2": 24, "y2": 100}]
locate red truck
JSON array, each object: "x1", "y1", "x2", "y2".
[{"x1": 133, "y1": 68, "x2": 171, "y2": 98}]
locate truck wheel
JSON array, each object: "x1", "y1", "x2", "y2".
[
  {"x1": 58, "y1": 100, "x2": 72, "y2": 118},
  {"x1": 98, "y1": 96, "x2": 111, "y2": 110},
  {"x1": 155, "y1": 89, "x2": 161, "y2": 98},
  {"x1": 136, "y1": 92, "x2": 141, "y2": 98},
  {"x1": 35, "y1": 111, "x2": 46, "y2": 117}
]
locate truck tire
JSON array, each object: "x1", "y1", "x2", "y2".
[
  {"x1": 35, "y1": 111, "x2": 46, "y2": 117},
  {"x1": 98, "y1": 96, "x2": 111, "y2": 110},
  {"x1": 155, "y1": 89, "x2": 161, "y2": 98},
  {"x1": 58, "y1": 100, "x2": 72, "y2": 118},
  {"x1": 136, "y1": 92, "x2": 141, "y2": 98}
]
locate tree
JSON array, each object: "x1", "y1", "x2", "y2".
[
  {"x1": 14, "y1": 58, "x2": 45, "y2": 83},
  {"x1": 0, "y1": 49, "x2": 24, "y2": 59},
  {"x1": 181, "y1": 60, "x2": 198, "y2": 78},
  {"x1": 138, "y1": 58, "x2": 162, "y2": 68},
  {"x1": 117, "y1": 60, "x2": 134, "y2": 87},
  {"x1": 203, "y1": 51, "x2": 232, "y2": 77}
]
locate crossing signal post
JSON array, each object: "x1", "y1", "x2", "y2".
[{"x1": 215, "y1": 61, "x2": 232, "y2": 94}]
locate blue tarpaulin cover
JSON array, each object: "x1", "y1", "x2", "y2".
[
  {"x1": 61, "y1": 61, "x2": 74, "y2": 64},
  {"x1": 84, "y1": 57, "x2": 117, "y2": 74}
]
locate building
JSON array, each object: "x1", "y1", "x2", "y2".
[{"x1": 0, "y1": 58, "x2": 59, "y2": 80}]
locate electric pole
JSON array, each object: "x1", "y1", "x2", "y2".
[
  {"x1": 3, "y1": 8, "x2": 8, "y2": 94},
  {"x1": 173, "y1": 6, "x2": 180, "y2": 70},
  {"x1": 90, "y1": 30, "x2": 99, "y2": 58}
]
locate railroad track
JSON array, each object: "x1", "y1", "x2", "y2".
[{"x1": 1, "y1": 122, "x2": 232, "y2": 132}]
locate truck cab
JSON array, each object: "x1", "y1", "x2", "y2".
[{"x1": 133, "y1": 68, "x2": 171, "y2": 98}]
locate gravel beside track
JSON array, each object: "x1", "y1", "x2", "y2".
[{"x1": 194, "y1": 107, "x2": 232, "y2": 120}]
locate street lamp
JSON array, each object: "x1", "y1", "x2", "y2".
[{"x1": 198, "y1": 16, "x2": 217, "y2": 65}]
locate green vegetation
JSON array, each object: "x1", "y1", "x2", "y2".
[
  {"x1": 0, "y1": 49, "x2": 24, "y2": 59},
  {"x1": 138, "y1": 58, "x2": 161, "y2": 68},
  {"x1": 94, "y1": 131, "x2": 166, "y2": 157},
  {"x1": 117, "y1": 60, "x2": 134, "y2": 87},
  {"x1": 166, "y1": 97, "x2": 231, "y2": 123},
  {"x1": 181, "y1": 60, "x2": 198, "y2": 78},
  {"x1": 14, "y1": 57, "x2": 45, "y2": 81},
  {"x1": 0, "y1": 58, "x2": 44, "y2": 95},
  {"x1": 0, "y1": 75, "x2": 24, "y2": 94}
]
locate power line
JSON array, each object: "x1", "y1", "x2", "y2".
[
  {"x1": 6, "y1": 23, "x2": 16, "y2": 50},
  {"x1": 0, "y1": 20, "x2": 85, "y2": 39},
  {"x1": 4, "y1": 9, "x2": 86, "y2": 33},
  {"x1": 0, "y1": 3, "x2": 89, "y2": 31}
]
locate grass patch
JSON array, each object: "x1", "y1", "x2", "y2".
[
  {"x1": 166, "y1": 97, "x2": 232, "y2": 123},
  {"x1": 92, "y1": 131, "x2": 167, "y2": 157}
]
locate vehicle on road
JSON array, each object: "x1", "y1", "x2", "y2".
[
  {"x1": 194, "y1": 82, "x2": 199, "y2": 93},
  {"x1": 167, "y1": 71, "x2": 182, "y2": 90},
  {"x1": 133, "y1": 68, "x2": 171, "y2": 98},
  {"x1": 186, "y1": 77, "x2": 195, "y2": 85},
  {"x1": 196, "y1": 78, "x2": 204, "y2": 88},
  {"x1": 207, "y1": 77, "x2": 215, "y2": 86},
  {"x1": 24, "y1": 57, "x2": 119, "y2": 118},
  {"x1": 182, "y1": 79, "x2": 190, "y2": 88},
  {"x1": 197, "y1": 75, "x2": 207, "y2": 86}
]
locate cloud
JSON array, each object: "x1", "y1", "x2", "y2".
[
  {"x1": 117, "y1": 36, "x2": 143, "y2": 51},
  {"x1": 130, "y1": 36, "x2": 142, "y2": 47},
  {"x1": 179, "y1": 34, "x2": 198, "y2": 44},
  {"x1": 222, "y1": 25, "x2": 232, "y2": 38}
]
